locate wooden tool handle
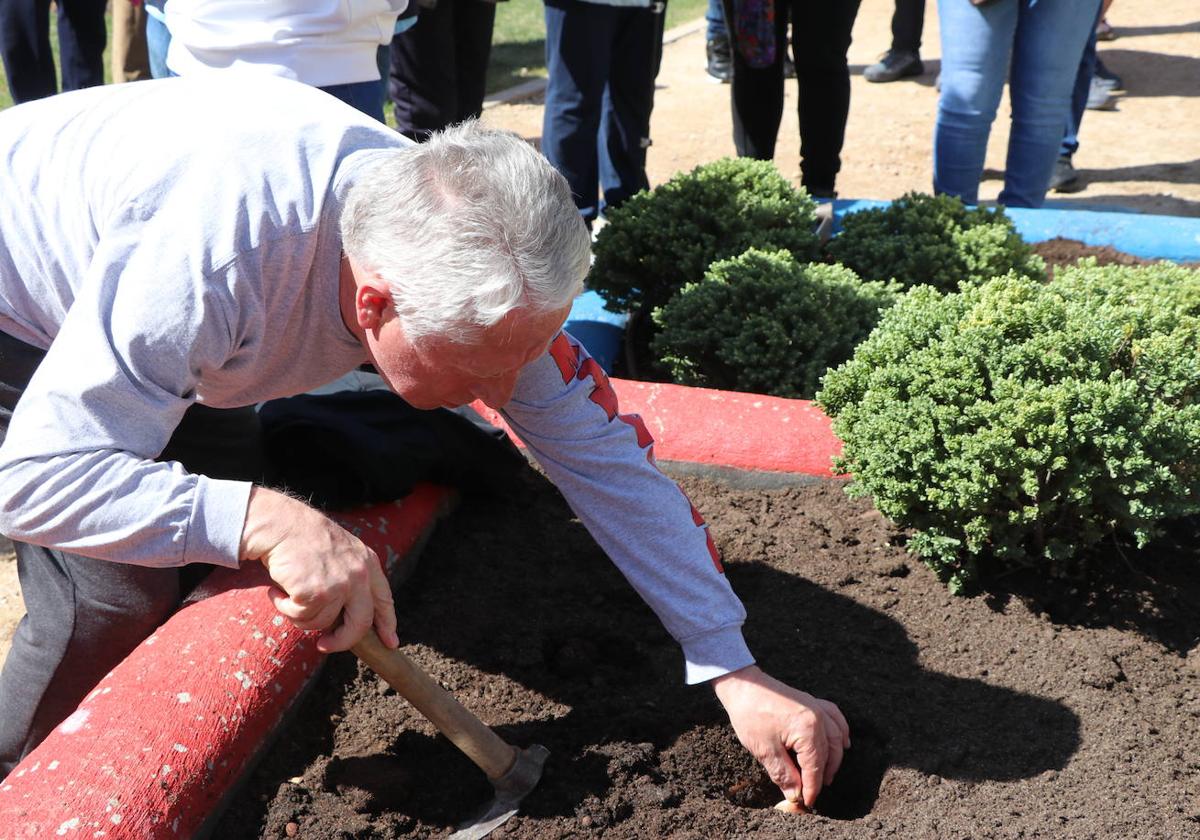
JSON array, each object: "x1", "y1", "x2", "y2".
[{"x1": 352, "y1": 629, "x2": 518, "y2": 780}]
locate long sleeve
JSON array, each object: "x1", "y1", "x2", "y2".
[
  {"x1": 0, "y1": 216, "x2": 253, "y2": 569},
  {"x1": 502, "y1": 331, "x2": 755, "y2": 684}
]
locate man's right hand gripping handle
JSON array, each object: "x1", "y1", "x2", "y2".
[{"x1": 239, "y1": 487, "x2": 400, "y2": 653}]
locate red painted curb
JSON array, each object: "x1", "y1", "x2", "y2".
[
  {"x1": 474, "y1": 377, "x2": 843, "y2": 477},
  {"x1": 0, "y1": 383, "x2": 840, "y2": 836},
  {"x1": 0, "y1": 485, "x2": 450, "y2": 839}
]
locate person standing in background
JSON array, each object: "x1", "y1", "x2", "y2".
[
  {"x1": 863, "y1": 0, "x2": 925, "y2": 83},
  {"x1": 159, "y1": 0, "x2": 406, "y2": 121},
  {"x1": 933, "y1": 0, "x2": 1102, "y2": 208},
  {"x1": 387, "y1": 0, "x2": 498, "y2": 141},
  {"x1": 1050, "y1": 0, "x2": 1124, "y2": 193},
  {"x1": 723, "y1": 0, "x2": 863, "y2": 199},
  {"x1": 110, "y1": 0, "x2": 151, "y2": 84},
  {"x1": 0, "y1": 0, "x2": 107, "y2": 103},
  {"x1": 704, "y1": 0, "x2": 732, "y2": 82},
  {"x1": 541, "y1": 0, "x2": 667, "y2": 227}
]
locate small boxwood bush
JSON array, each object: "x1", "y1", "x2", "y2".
[
  {"x1": 817, "y1": 260, "x2": 1200, "y2": 592},
  {"x1": 589, "y1": 158, "x2": 821, "y2": 317},
  {"x1": 825, "y1": 192, "x2": 1045, "y2": 293},
  {"x1": 650, "y1": 248, "x2": 898, "y2": 398}
]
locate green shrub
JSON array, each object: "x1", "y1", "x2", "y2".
[
  {"x1": 825, "y1": 192, "x2": 1045, "y2": 293},
  {"x1": 651, "y1": 249, "x2": 898, "y2": 398},
  {"x1": 817, "y1": 260, "x2": 1200, "y2": 592},
  {"x1": 589, "y1": 158, "x2": 820, "y2": 317}
]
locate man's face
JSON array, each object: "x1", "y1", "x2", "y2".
[{"x1": 365, "y1": 303, "x2": 572, "y2": 410}]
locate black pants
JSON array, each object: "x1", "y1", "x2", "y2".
[
  {"x1": 890, "y1": 0, "x2": 925, "y2": 54},
  {"x1": 388, "y1": 0, "x2": 497, "y2": 141},
  {"x1": 0, "y1": 0, "x2": 107, "y2": 104},
  {"x1": 727, "y1": 0, "x2": 862, "y2": 195},
  {"x1": 0, "y1": 331, "x2": 263, "y2": 777}
]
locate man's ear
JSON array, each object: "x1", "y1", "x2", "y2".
[{"x1": 355, "y1": 280, "x2": 392, "y2": 331}]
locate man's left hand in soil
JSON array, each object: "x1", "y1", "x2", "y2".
[{"x1": 713, "y1": 665, "x2": 851, "y2": 811}]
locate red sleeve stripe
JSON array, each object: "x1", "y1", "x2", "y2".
[
  {"x1": 553, "y1": 332, "x2": 723, "y2": 574},
  {"x1": 549, "y1": 332, "x2": 581, "y2": 384},
  {"x1": 618, "y1": 413, "x2": 654, "y2": 449}
]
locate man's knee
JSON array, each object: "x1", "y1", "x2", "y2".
[
  {"x1": 0, "y1": 546, "x2": 182, "y2": 773},
  {"x1": 15, "y1": 543, "x2": 181, "y2": 692}
]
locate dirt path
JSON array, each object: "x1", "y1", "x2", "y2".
[{"x1": 482, "y1": 0, "x2": 1200, "y2": 216}]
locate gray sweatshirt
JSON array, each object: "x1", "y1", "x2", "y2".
[{"x1": 0, "y1": 76, "x2": 752, "y2": 683}]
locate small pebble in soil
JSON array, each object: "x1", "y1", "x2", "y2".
[{"x1": 284, "y1": 822, "x2": 299, "y2": 837}]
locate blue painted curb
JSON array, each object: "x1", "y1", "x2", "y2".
[
  {"x1": 565, "y1": 290, "x2": 627, "y2": 373},
  {"x1": 833, "y1": 199, "x2": 1200, "y2": 262},
  {"x1": 571, "y1": 201, "x2": 1200, "y2": 373}
]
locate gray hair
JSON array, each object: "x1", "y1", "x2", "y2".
[{"x1": 340, "y1": 120, "x2": 591, "y2": 346}]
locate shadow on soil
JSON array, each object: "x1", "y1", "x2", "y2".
[
  {"x1": 368, "y1": 479, "x2": 1083, "y2": 824},
  {"x1": 982, "y1": 517, "x2": 1200, "y2": 657}
]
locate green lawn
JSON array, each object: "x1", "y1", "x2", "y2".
[{"x1": 0, "y1": 1, "x2": 707, "y2": 110}]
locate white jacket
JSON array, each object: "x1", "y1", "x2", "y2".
[{"x1": 165, "y1": 0, "x2": 408, "y2": 87}]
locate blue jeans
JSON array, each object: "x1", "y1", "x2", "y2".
[
  {"x1": 933, "y1": 0, "x2": 1101, "y2": 207},
  {"x1": 706, "y1": 0, "x2": 727, "y2": 42},
  {"x1": 1060, "y1": 4, "x2": 1102, "y2": 159},
  {"x1": 145, "y1": 0, "x2": 170, "y2": 79}
]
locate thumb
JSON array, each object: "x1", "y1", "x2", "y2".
[{"x1": 779, "y1": 764, "x2": 804, "y2": 807}]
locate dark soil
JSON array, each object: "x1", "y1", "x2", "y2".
[
  {"x1": 1031, "y1": 237, "x2": 1174, "y2": 275},
  {"x1": 217, "y1": 470, "x2": 1200, "y2": 840}
]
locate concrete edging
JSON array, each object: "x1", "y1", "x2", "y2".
[{"x1": 0, "y1": 378, "x2": 839, "y2": 837}]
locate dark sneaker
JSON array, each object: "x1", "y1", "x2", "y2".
[
  {"x1": 863, "y1": 49, "x2": 923, "y2": 83},
  {"x1": 1094, "y1": 59, "x2": 1123, "y2": 91},
  {"x1": 706, "y1": 35, "x2": 732, "y2": 83},
  {"x1": 1050, "y1": 156, "x2": 1082, "y2": 193}
]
